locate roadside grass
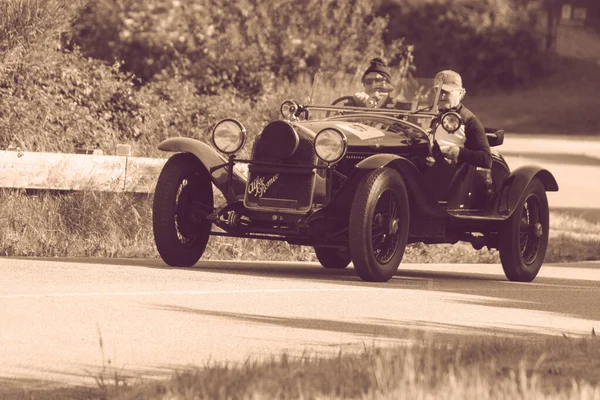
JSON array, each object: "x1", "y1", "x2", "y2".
[
  {"x1": 0, "y1": 189, "x2": 155, "y2": 258},
  {"x1": 114, "y1": 335, "x2": 600, "y2": 400},
  {"x1": 0, "y1": 190, "x2": 598, "y2": 264},
  {"x1": 12, "y1": 334, "x2": 600, "y2": 399},
  {"x1": 546, "y1": 211, "x2": 600, "y2": 263}
]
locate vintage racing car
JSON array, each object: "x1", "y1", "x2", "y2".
[{"x1": 152, "y1": 79, "x2": 558, "y2": 282}]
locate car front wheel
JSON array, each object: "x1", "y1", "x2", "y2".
[
  {"x1": 499, "y1": 177, "x2": 549, "y2": 282},
  {"x1": 349, "y1": 167, "x2": 410, "y2": 282},
  {"x1": 152, "y1": 153, "x2": 214, "y2": 267}
]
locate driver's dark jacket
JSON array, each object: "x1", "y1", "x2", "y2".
[{"x1": 452, "y1": 104, "x2": 492, "y2": 169}]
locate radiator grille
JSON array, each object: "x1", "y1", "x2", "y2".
[{"x1": 244, "y1": 127, "x2": 317, "y2": 212}]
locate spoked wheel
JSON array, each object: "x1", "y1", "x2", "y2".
[
  {"x1": 499, "y1": 178, "x2": 549, "y2": 282},
  {"x1": 349, "y1": 168, "x2": 410, "y2": 282},
  {"x1": 326, "y1": 96, "x2": 356, "y2": 117},
  {"x1": 152, "y1": 153, "x2": 214, "y2": 267},
  {"x1": 314, "y1": 247, "x2": 351, "y2": 269}
]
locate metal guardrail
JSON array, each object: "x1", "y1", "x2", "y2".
[
  {"x1": 0, "y1": 150, "x2": 166, "y2": 193},
  {"x1": 3, "y1": 137, "x2": 597, "y2": 193}
]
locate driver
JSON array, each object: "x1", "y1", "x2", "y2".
[
  {"x1": 434, "y1": 70, "x2": 492, "y2": 169},
  {"x1": 352, "y1": 58, "x2": 395, "y2": 108}
]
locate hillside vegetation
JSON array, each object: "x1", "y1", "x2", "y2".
[{"x1": 1, "y1": 0, "x2": 567, "y2": 158}]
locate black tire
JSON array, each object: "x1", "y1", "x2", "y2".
[
  {"x1": 349, "y1": 168, "x2": 410, "y2": 282},
  {"x1": 314, "y1": 247, "x2": 351, "y2": 269},
  {"x1": 152, "y1": 153, "x2": 214, "y2": 267},
  {"x1": 499, "y1": 177, "x2": 549, "y2": 282}
]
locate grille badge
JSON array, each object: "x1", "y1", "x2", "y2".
[{"x1": 247, "y1": 174, "x2": 279, "y2": 198}]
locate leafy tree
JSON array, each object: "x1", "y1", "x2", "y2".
[{"x1": 377, "y1": 0, "x2": 547, "y2": 90}]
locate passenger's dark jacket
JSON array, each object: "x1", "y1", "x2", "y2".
[{"x1": 454, "y1": 104, "x2": 492, "y2": 169}]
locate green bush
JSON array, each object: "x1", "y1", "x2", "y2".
[
  {"x1": 0, "y1": 43, "x2": 283, "y2": 156},
  {"x1": 1, "y1": 47, "x2": 151, "y2": 153},
  {"x1": 69, "y1": 0, "x2": 414, "y2": 99},
  {"x1": 0, "y1": 0, "x2": 223, "y2": 156},
  {"x1": 0, "y1": 0, "x2": 286, "y2": 157},
  {"x1": 378, "y1": 0, "x2": 547, "y2": 91}
]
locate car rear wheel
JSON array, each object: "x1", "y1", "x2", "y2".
[
  {"x1": 499, "y1": 177, "x2": 549, "y2": 282},
  {"x1": 152, "y1": 153, "x2": 214, "y2": 267},
  {"x1": 349, "y1": 168, "x2": 410, "y2": 282},
  {"x1": 314, "y1": 247, "x2": 351, "y2": 269}
]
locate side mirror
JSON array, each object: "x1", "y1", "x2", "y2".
[{"x1": 485, "y1": 128, "x2": 504, "y2": 147}]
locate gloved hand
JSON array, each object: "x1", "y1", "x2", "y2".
[
  {"x1": 353, "y1": 91, "x2": 369, "y2": 106},
  {"x1": 439, "y1": 144, "x2": 460, "y2": 164},
  {"x1": 353, "y1": 91, "x2": 380, "y2": 107}
]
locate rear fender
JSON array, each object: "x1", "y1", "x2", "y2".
[
  {"x1": 158, "y1": 137, "x2": 247, "y2": 201},
  {"x1": 495, "y1": 166, "x2": 558, "y2": 216},
  {"x1": 353, "y1": 154, "x2": 447, "y2": 218}
]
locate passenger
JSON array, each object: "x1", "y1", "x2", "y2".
[{"x1": 434, "y1": 70, "x2": 492, "y2": 169}]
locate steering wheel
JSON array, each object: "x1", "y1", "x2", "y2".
[{"x1": 326, "y1": 96, "x2": 357, "y2": 117}]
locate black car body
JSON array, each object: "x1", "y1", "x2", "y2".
[{"x1": 152, "y1": 79, "x2": 558, "y2": 282}]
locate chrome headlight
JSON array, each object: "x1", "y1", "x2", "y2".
[
  {"x1": 280, "y1": 99, "x2": 299, "y2": 120},
  {"x1": 314, "y1": 128, "x2": 347, "y2": 164},
  {"x1": 441, "y1": 111, "x2": 462, "y2": 133},
  {"x1": 212, "y1": 119, "x2": 246, "y2": 154}
]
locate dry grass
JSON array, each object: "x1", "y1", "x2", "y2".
[
  {"x1": 546, "y1": 211, "x2": 600, "y2": 263},
  {"x1": 0, "y1": 189, "x2": 598, "y2": 264},
  {"x1": 0, "y1": 0, "x2": 81, "y2": 53},
  {"x1": 13, "y1": 334, "x2": 600, "y2": 399},
  {"x1": 0, "y1": 189, "x2": 154, "y2": 258},
  {"x1": 111, "y1": 334, "x2": 600, "y2": 399}
]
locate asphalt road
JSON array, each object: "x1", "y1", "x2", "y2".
[{"x1": 1, "y1": 257, "x2": 599, "y2": 389}]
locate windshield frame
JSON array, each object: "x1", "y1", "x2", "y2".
[{"x1": 303, "y1": 77, "x2": 443, "y2": 119}]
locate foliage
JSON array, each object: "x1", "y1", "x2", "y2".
[
  {"x1": 378, "y1": 0, "x2": 547, "y2": 91},
  {"x1": 69, "y1": 0, "x2": 414, "y2": 99},
  {"x1": 0, "y1": 0, "x2": 147, "y2": 153},
  {"x1": 0, "y1": 0, "x2": 261, "y2": 156},
  {"x1": 1, "y1": 48, "x2": 147, "y2": 152}
]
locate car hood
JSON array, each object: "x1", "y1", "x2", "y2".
[{"x1": 293, "y1": 120, "x2": 418, "y2": 147}]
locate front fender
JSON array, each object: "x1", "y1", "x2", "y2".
[
  {"x1": 353, "y1": 154, "x2": 448, "y2": 218},
  {"x1": 354, "y1": 154, "x2": 404, "y2": 170},
  {"x1": 158, "y1": 137, "x2": 247, "y2": 201},
  {"x1": 495, "y1": 165, "x2": 559, "y2": 215}
]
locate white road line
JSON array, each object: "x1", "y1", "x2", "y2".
[{"x1": 0, "y1": 287, "x2": 384, "y2": 300}]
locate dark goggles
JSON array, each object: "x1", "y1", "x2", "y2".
[{"x1": 362, "y1": 75, "x2": 388, "y2": 85}]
